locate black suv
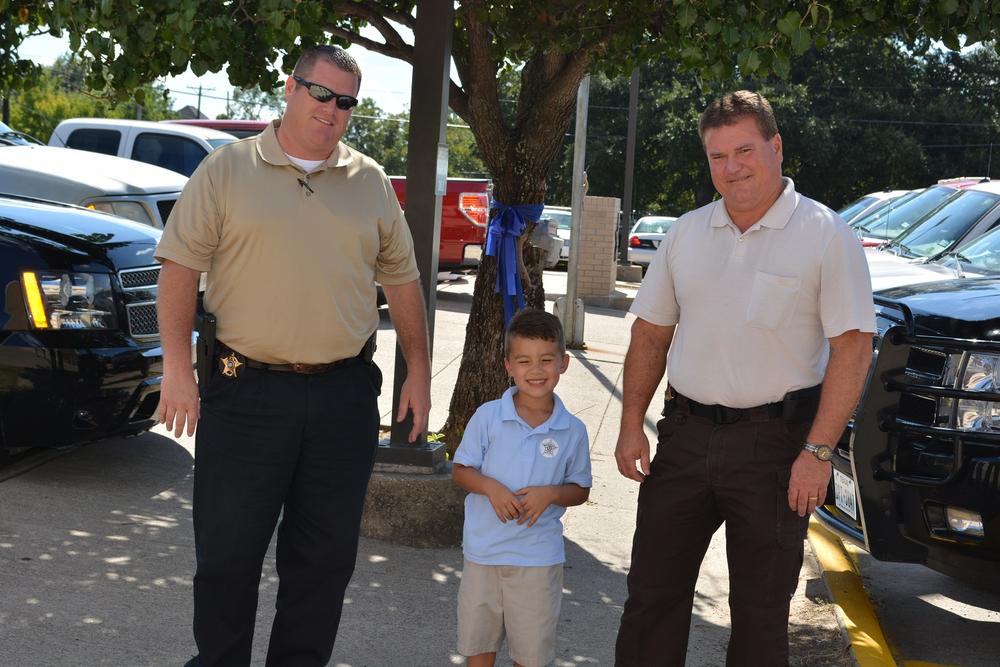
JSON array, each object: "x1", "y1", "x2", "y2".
[
  {"x1": 0, "y1": 195, "x2": 164, "y2": 451},
  {"x1": 817, "y1": 278, "x2": 1000, "y2": 589}
]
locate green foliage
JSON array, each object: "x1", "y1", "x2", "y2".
[
  {"x1": 546, "y1": 39, "x2": 1000, "y2": 218},
  {"x1": 8, "y1": 53, "x2": 174, "y2": 142},
  {"x1": 224, "y1": 85, "x2": 285, "y2": 120}
]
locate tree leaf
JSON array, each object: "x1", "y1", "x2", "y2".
[
  {"x1": 791, "y1": 26, "x2": 811, "y2": 55},
  {"x1": 704, "y1": 19, "x2": 721, "y2": 36},
  {"x1": 677, "y1": 5, "x2": 697, "y2": 30},
  {"x1": 777, "y1": 10, "x2": 800, "y2": 36},
  {"x1": 939, "y1": 0, "x2": 960, "y2": 15}
]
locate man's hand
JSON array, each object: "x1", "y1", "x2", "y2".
[
  {"x1": 514, "y1": 486, "x2": 558, "y2": 527},
  {"x1": 484, "y1": 478, "x2": 523, "y2": 523},
  {"x1": 396, "y1": 373, "x2": 430, "y2": 443},
  {"x1": 788, "y1": 450, "x2": 832, "y2": 517},
  {"x1": 156, "y1": 369, "x2": 200, "y2": 437},
  {"x1": 615, "y1": 425, "x2": 651, "y2": 482}
]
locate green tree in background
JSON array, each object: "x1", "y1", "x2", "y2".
[
  {"x1": 10, "y1": 53, "x2": 173, "y2": 142},
  {"x1": 547, "y1": 38, "x2": 1000, "y2": 221},
  {"x1": 223, "y1": 84, "x2": 284, "y2": 120}
]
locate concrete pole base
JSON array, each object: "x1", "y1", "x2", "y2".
[{"x1": 361, "y1": 461, "x2": 467, "y2": 548}]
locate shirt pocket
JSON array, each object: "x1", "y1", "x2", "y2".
[{"x1": 746, "y1": 271, "x2": 801, "y2": 330}]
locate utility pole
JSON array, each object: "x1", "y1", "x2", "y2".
[
  {"x1": 619, "y1": 66, "x2": 640, "y2": 265},
  {"x1": 186, "y1": 84, "x2": 214, "y2": 118}
]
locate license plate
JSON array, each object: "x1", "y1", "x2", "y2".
[{"x1": 834, "y1": 468, "x2": 857, "y2": 521}]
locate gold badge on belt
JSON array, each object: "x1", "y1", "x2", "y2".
[{"x1": 220, "y1": 352, "x2": 244, "y2": 378}]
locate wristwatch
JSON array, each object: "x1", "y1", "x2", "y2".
[{"x1": 803, "y1": 442, "x2": 833, "y2": 462}]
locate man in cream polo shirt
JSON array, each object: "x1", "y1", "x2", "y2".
[
  {"x1": 154, "y1": 46, "x2": 431, "y2": 667},
  {"x1": 614, "y1": 91, "x2": 874, "y2": 666}
]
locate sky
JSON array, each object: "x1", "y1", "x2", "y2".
[{"x1": 18, "y1": 26, "x2": 419, "y2": 118}]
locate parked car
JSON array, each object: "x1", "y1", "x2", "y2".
[
  {"x1": 162, "y1": 118, "x2": 270, "y2": 139},
  {"x1": 389, "y1": 177, "x2": 490, "y2": 269},
  {"x1": 49, "y1": 118, "x2": 235, "y2": 176},
  {"x1": 876, "y1": 180, "x2": 1000, "y2": 262},
  {"x1": 838, "y1": 189, "x2": 911, "y2": 225},
  {"x1": 0, "y1": 195, "x2": 167, "y2": 451},
  {"x1": 866, "y1": 221, "x2": 1000, "y2": 292},
  {"x1": 540, "y1": 206, "x2": 572, "y2": 267},
  {"x1": 628, "y1": 215, "x2": 678, "y2": 268},
  {"x1": 853, "y1": 179, "x2": 985, "y2": 246},
  {"x1": 0, "y1": 121, "x2": 43, "y2": 146},
  {"x1": 0, "y1": 144, "x2": 186, "y2": 228},
  {"x1": 816, "y1": 278, "x2": 1000, "y2": 589}
]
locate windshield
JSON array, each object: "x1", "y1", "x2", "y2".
[
  {"x1": 854, "y1": 186, "x2": 958, "y2": 240},
  {"x1": 837, "y1": 196, "x2": 877, "y2": 224},
  {"x1": 207, "y1": 138, "x2": 236, "y2": 149},
  {"x1": 892, "y1": 190, "x2": 1000, "y2": 258},
  {"x1": 942, "y1": 225, "x2": 1000, "y2": 275},
  {"x1": 633, "y1": 217, "x2": 676, "y2": 234},
  {"x1": 543, "y1": 208, "x2": 572, "y2": 231}
]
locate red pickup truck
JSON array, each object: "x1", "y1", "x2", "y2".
[
  {"x1": 164, "y1": 120, "x2": 491, "y2": 269},
  {"x1": 389, "y1": 176, "x2": 489, "y2": 269}
]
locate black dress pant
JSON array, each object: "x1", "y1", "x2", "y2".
[
  {"x1": 615, "y1": 403, "x2": 812, "y2": 667},
  {"x1": 191, "y1": 360, "x2": 381, "y2": 667}
]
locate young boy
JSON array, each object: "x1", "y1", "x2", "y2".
[{"x1": 453, "y1": 308, "x2": 592, "y2": 667}]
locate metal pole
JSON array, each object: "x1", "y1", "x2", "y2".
[
  {"x1": 565, "y1": 75, "x2": 590, "y2": 348},
  {"x1": 619, "y1": 66, "x2": 640, "y2": 264},
  {"x1": 381, "y1": 0, "x2": 452, "y2": 470}
]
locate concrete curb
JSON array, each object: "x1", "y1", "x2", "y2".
[{"x1": 808, "y1": 517, "x2": 898, "y2": 667}]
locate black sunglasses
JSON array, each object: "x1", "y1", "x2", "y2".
[{"x1": 292, "y1": 74, "x2": 359, "y2": 110}]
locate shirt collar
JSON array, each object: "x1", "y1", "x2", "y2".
[
  {"x1": 499, "y1": 386, "x2": 571, "y2": 432},
  {"x1": 255, "y1": 119, "x2": 354, "y2": 171},
  {"x1": 710, "y1": 177, "x2": 799, "y2": 230}
]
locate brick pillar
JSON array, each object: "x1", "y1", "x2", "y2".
[{"x1": 576, "y1": 195, "x2": 620, "y2": 301}]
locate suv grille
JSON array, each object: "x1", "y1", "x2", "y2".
[
  {"x1": 126, "y1": 303, "x2": 159, "y2": 338},
  {"x1": 120, "y1": 266, "x2": 160, "y2": 289},
  {"x1": 118, "y1": 265, "x2": 160, "y2": 340}
]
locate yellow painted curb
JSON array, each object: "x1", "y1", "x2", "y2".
[{"x1": 807, "y1": 517, "x2": 897, "y2": 667}]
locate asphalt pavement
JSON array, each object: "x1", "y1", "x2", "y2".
[{"x1": 0, "y1": 269, "x2": 851, "y2": 666}]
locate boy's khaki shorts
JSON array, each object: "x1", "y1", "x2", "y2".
[{"x1": 457, "y1": 560, "x2": 563, "y2": 667}]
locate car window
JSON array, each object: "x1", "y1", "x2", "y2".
[
  {"x1": 66, "y1": 129, "x2": 121, "y2": 156},
  {"x1": 208, "y1": 138, "x2": 236, "y2": 149},
  {"x1": 634, "y1": 218, "x2": 675, "y2": 234},
  {"x1": 837, "y1": 196, "x2": 877, "y2": 224},
  {"x1": 132, "y1": 132, "x2": 208, "y2": 177},
  {"x1": 543, "y1": 209, "x2": 572, "y2": 231},
  {"x1": 948, "y1": 225, "x2": 1000, "y2": 274},
  {"x1": 853, "y1": 186, "x2": 958, "y2": 240},
  {"x1": 894, "y1": 190, "x2": 1000, "y2": 258}
]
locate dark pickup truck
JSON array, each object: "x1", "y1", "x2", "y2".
[
  {"x1": 0, "y1": 195, "x2": 165, "y2": 451},
  {"x1": 817, "y1": 278, "x2": 1000, "y2": 589}
]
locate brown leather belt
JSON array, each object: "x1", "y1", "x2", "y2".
[{"x1": 216, "y1": 337, "x2": 375, "y2": 376}]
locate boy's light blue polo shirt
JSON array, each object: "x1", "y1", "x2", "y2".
[{"x1": 454, "y1": 387, "x2": 592, "y2": 567}]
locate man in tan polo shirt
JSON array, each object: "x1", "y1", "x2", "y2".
[
  {"x1": 614, "y1": 91, "x2": 875, "y2": 666},
  {"x1": 154, "y1": 46, "x2": 430, "y2": 667}
]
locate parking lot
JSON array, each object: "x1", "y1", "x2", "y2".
[{"x1": 0, "y1": 274, "x2": 997, "y2": 666}]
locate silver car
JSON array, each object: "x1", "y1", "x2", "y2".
[{"x1": 628, "y1": 215, "x2": 677, "y2": 268}]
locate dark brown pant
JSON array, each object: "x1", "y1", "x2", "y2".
[{"x1": 615, "y1": 402, "x2": 812, "y2": 667}]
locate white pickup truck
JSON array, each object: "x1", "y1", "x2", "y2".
[{"x1": 49, "y1": 118, "x2": 234, "y2": 177}]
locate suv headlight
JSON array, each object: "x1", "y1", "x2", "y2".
[
  {"x1": 86, "y1": 200, "x2": 153, "y2": 226},
  {"x1": 21, "y1": 271, "x2": 117, "y2": 330},
  {"x1": 943, "y1": 353, "x2": 1000, "y2": 431}
]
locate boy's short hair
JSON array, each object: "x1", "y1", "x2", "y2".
[
  {"x1": 698, "y1": 90, "x2": 778, "y2": 143},
  {"x1": 504, "y1": 309, "x2": 566, "y2": 356},
  {"x1": 293, "y1": 45, "x2": 362, "y2": 90}
]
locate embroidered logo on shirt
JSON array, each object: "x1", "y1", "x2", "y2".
[{"x1": 539, "y1": 438, "x2": 559, "y2": 458}]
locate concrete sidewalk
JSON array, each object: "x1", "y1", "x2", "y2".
[{"x1": 0, "y1": 270, "x2": 850, "y2": 666}]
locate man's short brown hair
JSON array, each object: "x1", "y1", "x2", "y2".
[
  {"x1": 698, "y1": 90, "x2": 778, "y2": 143},
  {"x1": 293, "y1": 45, "x2": 362, "y2": 91},
  {"x1": 504, "y1": 309, "x2": 566, "y2": 357}
]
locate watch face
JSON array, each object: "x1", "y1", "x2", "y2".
[{"x1": 816, "y1": 445, "x2": 833, "y2": 461}]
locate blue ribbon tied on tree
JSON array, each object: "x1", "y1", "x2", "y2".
[{"x1": 484, "y1": 200, "x2": 544, "y2": 326}]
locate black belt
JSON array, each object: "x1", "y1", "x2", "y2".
[
  {"x1": 215, "y1": 336, "x2": 375, "y2": 376},
  {"x1": 672, "y1": 385, "x2": 821, "y2": 425}
]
